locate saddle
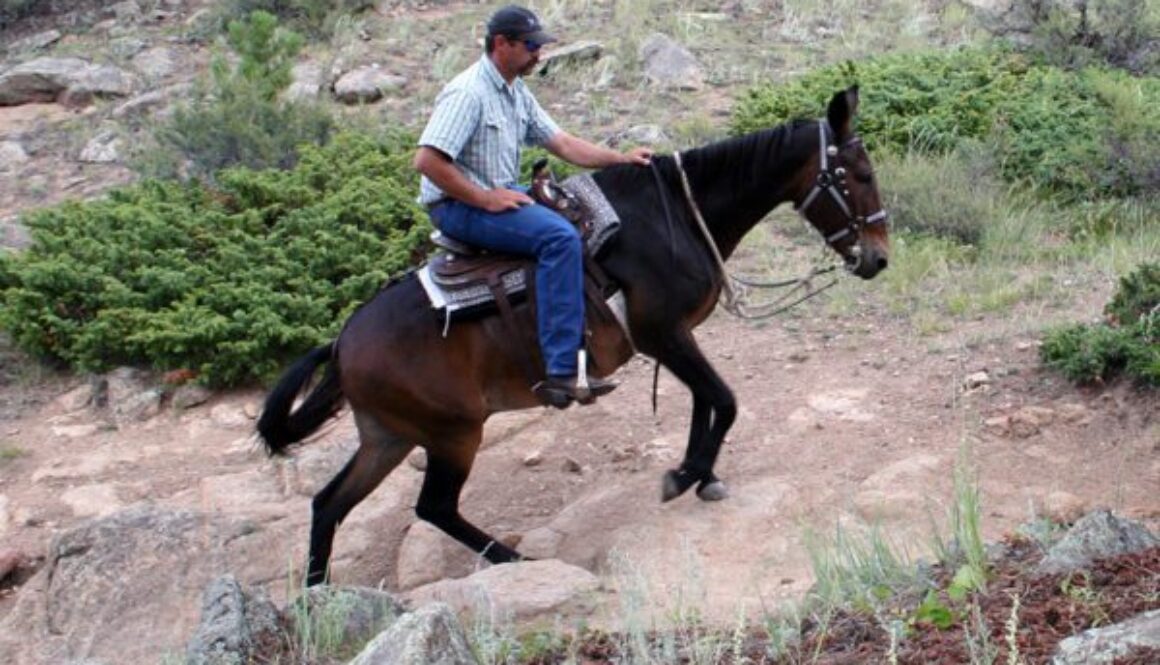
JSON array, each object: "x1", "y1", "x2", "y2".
[{"x1": 425, "y1": 159, "x2": 630, "y2": 398}]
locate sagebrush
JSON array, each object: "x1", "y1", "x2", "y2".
[
  {"x1": 731, "y1": 46, "x2": 1160, "y2": 202},
  {"x1": 139, "y1": 10, "x2": 334, "y2": 180},
  {"x1": 209, "y1": 0, "x2": 375, "y2": 39},
  {"x1": 0, "y1": 132, "x2": 430, "y2": 387},
  {"x1": 1040, "y1": 261, "x2": 1159, "y2": 386}
]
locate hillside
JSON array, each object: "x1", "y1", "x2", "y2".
[{"x1": 0, "y1": 1, "x2": 1157, "y2": 663}]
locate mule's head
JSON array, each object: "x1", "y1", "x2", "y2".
[{"x1": 795, "y1": 86, "x2": 890, "y2": 280}]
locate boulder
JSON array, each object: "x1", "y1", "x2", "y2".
[
  {"x1": 348, "y1": 603, "x2": 477, "y2": 665},
  {"x1": 333, "y1": 66, "x2": 407, "y2": 104},
  {"x1": 405, "y1": 559, "x2": 600, "y2": 623},
  {"x1": 0, "y1": 141, "x2": 30, "y2": 171},
  {"x1": 396, "y1": 521, "x2": 453, "y2": 590},
  {"x1": 0, "y1": 505, "x2": 275, "y2": 665},
  {"x1": 4, "y1": 30, "x2": 63, "y2": 55},
  {"x1": 639, "y1": 33, "x2": 703, "y2": 91},
  {"x1": 1052, "y1": 609, "x2": 1160, "y2": 664},
  {"x1": 1037, "y1": 510, "x2": 1159, "y2": 575},
  {"x1": 537, "y1": 40, "x2": 603, "y2": 75},
  {"x1": 185, "y1": 575, "x2": 283, "y2": 665},
  {"x1": 0, "y1": 57, "x2": 135, "y2": 107},
  {"x1": 78, "y1": 130, "x2": 121, "y2": 163},
  {"x1": 131, "y1": 46, "x2": 179, "y2": 81}
]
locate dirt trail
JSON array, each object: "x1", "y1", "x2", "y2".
[{"x1": 2, "y1": 278, "x2": 1156, "y2": 627}]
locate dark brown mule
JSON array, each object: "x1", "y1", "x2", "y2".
[{"x1": 258, "y1": 86, "x2": 890, "y2": 586}]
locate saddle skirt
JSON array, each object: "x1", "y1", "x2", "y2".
[{"x1": 417, "y1": 172, "x2": 622, "y2": 317}]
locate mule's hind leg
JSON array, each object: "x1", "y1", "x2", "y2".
[
  {"x1": 306, "y1": 413, "x2": 413, "y2": 586},
  {"x1": 416, "y1": 428, "x2": 522, "y2": 564}
]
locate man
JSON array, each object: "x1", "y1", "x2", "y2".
[{"x1": 414, "y1": 4, "x2": 651, "y2": 408}]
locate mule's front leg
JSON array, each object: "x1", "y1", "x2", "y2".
[{"x1": 656, "y1": 334, "x2": 736, "y2": 502}]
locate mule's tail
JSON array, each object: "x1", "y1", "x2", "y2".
[{"x1": 257, "y1": 343, "x2": 344, "y2": 456}]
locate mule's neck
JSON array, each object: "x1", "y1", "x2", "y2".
[{"x1": 676, "y1": 121, "x2": 816, "y2": 260}]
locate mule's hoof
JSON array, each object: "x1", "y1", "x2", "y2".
[
  {"x1": 696, "y1": 480, "x2": 729, "y2": 502},
  {"x1": 661, "y1": 469, "x2": 695, "y2": 502}
]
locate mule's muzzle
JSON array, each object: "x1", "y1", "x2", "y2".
[{"x1": 846, "y1": 245, "x2": 888, "y2": 280}]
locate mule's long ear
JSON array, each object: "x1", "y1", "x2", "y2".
[{"x1": 826, "y1": 85, "x2": 860, "y2": 139}]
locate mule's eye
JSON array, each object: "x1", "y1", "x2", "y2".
[{"x1": 854, "y1": 170, "x2": 873, "y2": 184}]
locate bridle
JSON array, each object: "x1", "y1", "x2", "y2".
[
  {"x1": 665, "y1": 118, "x2": 889, "y2": 320},
  {"x1": 795, "y1": 119, "x2": 889, "y2": 266}
]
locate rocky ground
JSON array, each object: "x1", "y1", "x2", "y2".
[{"x1": 1, "y1": 1, "x2": 1157, "y2": 663}]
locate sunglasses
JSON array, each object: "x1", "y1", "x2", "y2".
[{"x1": 506, "y1": 35, "x2": 543, "y2": 52}]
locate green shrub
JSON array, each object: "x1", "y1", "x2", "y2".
[
  {"x1": 1041, "y1": 261, "x2": 1159, "y2": 386},
  {"x1": 141, "y1": 11, "x2": 334, "y2": 180},
  {"x1": 1106, "y1": 262, "x2": 1160, "y2": 326},
  {"x1": 730, "y1": 47, "x2": 1160, "y2": 202},
  {"x1": 875, "y1": 145, "x2": 998, "y2": 245},
  {"x1": 210, "y1": 0, "x2": 375, "y2": 39},
  {"x1": 0, "y1": 132, "x2": 430, "y2": 387}
]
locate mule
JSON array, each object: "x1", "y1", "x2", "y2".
[{"x1": 258, "y1": 85, "x2": 889, "y2": 586}]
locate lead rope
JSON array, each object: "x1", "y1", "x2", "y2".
[
  {"x1": 673, "y1": 151, "x2": 738, "y2": 310},
  {"x1": 672, "y1": 151, "x2": 840, "y2": 321}
]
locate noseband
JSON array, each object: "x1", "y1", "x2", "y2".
[{"x1": 796, "y1": 120, "x2": 889, "y2": 250}]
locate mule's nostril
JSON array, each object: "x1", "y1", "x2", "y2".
[{"x1": 877, "y1": 257, "x2": 888, "y2": 271}]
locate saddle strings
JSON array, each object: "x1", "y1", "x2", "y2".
[{"x1": 671, "y1": 151, "x2": 840, "y2": 321}]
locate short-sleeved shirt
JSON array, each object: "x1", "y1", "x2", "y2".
[{"x1": 417, "y1": 55, "x2": 561, "y2": 206}]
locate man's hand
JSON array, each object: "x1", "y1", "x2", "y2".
[
  {"x1": 623, "y1": 146, "x2": 653, "y2": 166},
  {"x1": 481, "y1": 187, "x2": 533, "y2": 212}
]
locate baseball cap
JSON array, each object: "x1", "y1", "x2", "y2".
[{"x1": 486, "y1": 5, "x2": 557, "y2": 44}]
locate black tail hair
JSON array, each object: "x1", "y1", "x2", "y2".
[{"x1": 257, "y1": 343, "x2": 344, "y2": 455}]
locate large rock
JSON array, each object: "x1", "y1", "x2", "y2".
[
  {"x1": 639, "y1": 33, "x2": 703, "y2": 91},
  {"x1": 0, "y1": 57, "x2": 135, "y2": 107},
  {"x1": 185, "y1": 575, "x2": 283, "y2": 665},
  {"x1": 130, "y1": 46, "x2": 179, "y2": 81},
  {"x1": 537, "y1": 40, "x2": 603, "y2": 75},
  {"x1": 405, "y1": 559, "x2": 600, "y2": 623},
  {"x1": 78, "y1": 130, "x2": 121, "y2": 163},
  {"x1": 1037, "y1": 510, "x2": 1159, "y2": 575},
  {"x1": 396, "y1": 520, "x2": 454, "y2": 590},
  {"x1": 348, "y1": 603, "x2": 477, "y2": 665},
  {"x1": 285, "y1": 62, "x2": 324, "y2": 101},
  {"x1": 1052, "y1": 610, "x2": 1160, "y2": 664},
  {"x1": 332, "y1": 66, "x2": 407, "y2": 104},
  {"x1": 4, "y1": 30, "x2": 63, "y2": 55},
  {"x1": 0, "y1": 141, "x2": 29, "y2": 170},
  {"x1": 0, "y1": 505, "x2": 275, "y2": 665}
]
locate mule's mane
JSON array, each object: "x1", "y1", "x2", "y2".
[
  {"x1": 596, "y1": 119, "x2": 815, "y2": 203},
  {"x1": 590, "y1": 118, "x2": 819, "y2": 258},
  {"x1": 680, "y1": 119, "x2": 814, "y2": 191}
]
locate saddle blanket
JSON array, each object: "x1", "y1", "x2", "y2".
[{"x1": 418, "y1": 173, "x2": 621, "y2": 316}]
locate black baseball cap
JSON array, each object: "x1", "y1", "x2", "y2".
[{"x1": 487, "y1": 5, "x2": 557, "y2": 44}]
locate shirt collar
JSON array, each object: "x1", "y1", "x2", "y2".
[{"x1": 479, "y1": 55, "x2": 518, "y2": 95}]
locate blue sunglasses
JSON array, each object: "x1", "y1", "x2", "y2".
[{"x1": 505, "y1": 34, "x2": 543, "y2": 52}]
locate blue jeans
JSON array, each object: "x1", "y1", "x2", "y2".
[{"x1": 430, "y1": 193, "x2": 583, "y2": 377}]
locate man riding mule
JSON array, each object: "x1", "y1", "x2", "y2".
[
  {"x1": 259, "y1": 73, "x2": 889, "y2": 585},
  {"x1": 414, "y1": 4, "x2": 653, "y2": 408}
]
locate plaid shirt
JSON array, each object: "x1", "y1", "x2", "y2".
[{"x1": 418, "y1": 55, "x2": 560, "y2": 206}]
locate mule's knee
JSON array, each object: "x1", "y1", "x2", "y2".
[{"x1": 415, "y1": 501, "x2": 453, "y2": 526}]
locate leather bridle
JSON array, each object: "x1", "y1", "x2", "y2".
[{"x1": 796, "y1": 120, "x2": 889, "y2": 262}]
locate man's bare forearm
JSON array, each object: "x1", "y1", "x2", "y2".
[{"x1": 546, "y1": 132, "x2": 653, "y2": 169}]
